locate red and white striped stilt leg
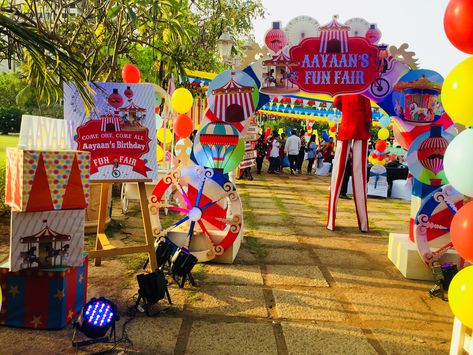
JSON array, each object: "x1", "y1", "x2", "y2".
[
  {"x1": 351, "y1": 139, "x2": 369, "y2": 232},
  {"x1": 326, "y1": 140, "x2": 350, "y2": 231}
]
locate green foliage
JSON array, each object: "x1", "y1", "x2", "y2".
[
  {"x1": 0, "y1": 73, "x2": 25, "y2": 107},
  {"x1": 0, "y1": 0, "x2": 264, "y2": 109}
]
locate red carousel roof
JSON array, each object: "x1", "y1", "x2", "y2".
[
  {"x1": 262, "y1": 52, "x2": 298, "y2": 66},
  {"x1": 119, "y1": 102, "x2": 146, "y2": 112},
  {"x1": 212, "y1": 72, "x2": 254, "y2": 95},
  {"x1": 20, "y1": 220, "x2": 71, "y2": 244},
  {"x1": 320, "y1": 17, "x2": 350, "y2": 32}
]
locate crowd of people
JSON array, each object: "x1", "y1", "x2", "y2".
[
  {"x1": 254, "y1": 129, "x2": 336, "y2": 176},
  {"x1": 253, "y1": 128, "x2": 406, "y2": 179}
]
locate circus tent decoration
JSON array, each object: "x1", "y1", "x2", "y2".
[
  {"x1": 207, "y1": 70, "x2": 258, "y2": 130},
  {"x1": 318, "y1": 16, "x2": 350, "y2": 53}
]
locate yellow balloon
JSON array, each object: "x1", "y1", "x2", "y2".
[
  {"x1": 378, "y1": 127, "x2": 389, "y2": 140},
  {"x1": 442, "y1": 57, "x2": 473, "y2": 127},
  {"x1": 278, "y1": 128, "x2": 284, "y2": 135},
  {"x1": 171, "y1": 88, "x2": 193, "y2": 114},
  {"x1": 156, "y1": 145, "x2": 164, "y2": 161},
  {"x1": 449, "y1": 266, "x2": 473, "y2": 328},
  {"x1": 157, "y1": 128, "x2": 172, "y2": 144}
]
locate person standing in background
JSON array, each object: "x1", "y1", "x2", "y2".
[
  {"x1": 279, "y1": 132, "x2": 287, "y2": 173},
  {"x1": 323, "y1": 137, "x2": 335, "y2": 163},
  {"x1": 268, "y1": 131, "x2": 280, "y2": 174},
  {"x1": 306, "y1": 135, "x2": 318, "y2": 175},
  {"x1": 296, "y1": 130, "x2": 306, "y2": 174},
  {"x1": 255, "y1": 135, "x2": 267, "y2": 175},
  {"x1": 285, "y1": 129, "x2": 301, "y2": 175}
]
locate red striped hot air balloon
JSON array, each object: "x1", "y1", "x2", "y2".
[
  {"x1": 417, "y1": 126, "x2": 449, "y2": 175},
  {"x1": 265, "y1": 22, "x2": 288, "y2": 53}
]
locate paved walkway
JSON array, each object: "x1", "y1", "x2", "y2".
[{"x1": 0, "y1": 173, "x2": 454, "y2": 354}]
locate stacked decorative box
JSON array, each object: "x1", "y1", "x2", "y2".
[{"x1": 1, "y1": 116, "x2": 91, "y2": 329}]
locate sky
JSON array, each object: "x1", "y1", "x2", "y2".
[{"x1": 252, "y1": 0, "x2": 468, "y2": 77}]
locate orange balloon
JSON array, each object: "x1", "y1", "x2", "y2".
[
  {"x1": 173, "y1": 114, "x2": 193, "y2": 138},
  {"x1": 451, "y1": 201, "x2": 473, "y2": 261},
  {"x1": 122, "y1": 64, "x2": 140, "y2": 83}
]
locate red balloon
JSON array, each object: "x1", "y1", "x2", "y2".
[
  {"x1": 375, "y1": 140, "x2": 387, "y2": 152},
  {"x1": 330, "y1": 126, "x2": 337, "y2": 132},
  {"x1": 451, "y1": 201, "x2": 473, "y2": 261},
  {"x1": 122, "y1": 64, "x2": 141, "y2": 83},
  {"x1": 173, "y1": 114, "x2": 193, "y2": 138},
  {"x1": 444, "y1": 0, "x2": 473, "y2": 54},
  {"x1": 372, "y1": 153, "x2": 378, "y2": 159}
]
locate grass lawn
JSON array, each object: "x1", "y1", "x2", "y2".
[
  {"x1": 0, "y1": 134, "x2": 19, "y2": 163},
  {"x1": 0, "y1": 134, "x2": 19, "y2": 210}
]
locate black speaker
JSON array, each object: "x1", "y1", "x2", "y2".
[
  {"x1": 171, "y1": 248, "x2": 197, "y2": 277},
  {"x1": 135, "y1": 269, "x2": 172, "y2": 315},
  {"x1": 171, "y1": 248, "x2": 198, "y2": 288},
  {"x1": 155, "y1": 238, "x2": 177, "y2": 268}
]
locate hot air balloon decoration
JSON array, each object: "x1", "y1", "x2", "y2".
[
  {"x1": 265, "y1": 21, "x2": 288, "y2": 53},
  {"x1": 406, "y1": 125, "x2": 455, "y2": 186},
  {"x1": 417, "y1": 126, "x2": 449, "y2": 176},
  {"x1": 108, "y1": 88, "x2": 124, "y2": 109},
  {"x1": 365, "y1": 24, "x2": 382, "y2": 44},
  {"x1": 192, "y1": 122, "x2": 245, "y2": 174},
  {"x1": 124, "y1": 86, "x2": 134, "y2": 101}
]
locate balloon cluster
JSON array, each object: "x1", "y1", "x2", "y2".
[
  {"x1": 442, "y1": 0, "x2": 473, "y2": 329},
  {"x1": 369, "y1": 117, "x2": 391, "y2": 165}
]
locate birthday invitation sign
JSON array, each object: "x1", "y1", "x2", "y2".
[{"x1": 64, "y1": 82, "x2": 157, "y2": 181}]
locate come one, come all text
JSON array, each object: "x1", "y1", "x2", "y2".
[{"x1": 300, "y1": 53, "x2": 370, "y2": 85}]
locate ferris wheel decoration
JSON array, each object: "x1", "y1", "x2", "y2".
[
  {"x1": 414, "y1": 184, "x2": 464, "y2": 267},
  {"x1": 344, "y1": 18, "x2": 370, "y2": 37},
  {"x1": 149, "y1": 165, "x2": 243, "y2": 262},
  {"x1": 284, "y1": 16, "x2": 320, "y2": 47}
]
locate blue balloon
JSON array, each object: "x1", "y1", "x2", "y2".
[
  {"x1": 379, "y1": 115, "x2": 391, "y2": 128},
  {"x1": 285, "y1": 127, "x2": 292, "y2": 136}
]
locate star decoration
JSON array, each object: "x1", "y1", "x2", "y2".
[
  {"x1": 30, "y1": 316, "x2": 42, "y2": 328},
  {"x1": 55, "y1": 289, "x2": 65, "y2": 300},
  {"x1": 67, "y1": 309, "x2": 75, "y2": 320},
  {"x1": 8, "y1": 285, "x2": 19, "y2": 297},
  {"x1": 78, "y1": 273, "x2": 84, "y2": 284}
]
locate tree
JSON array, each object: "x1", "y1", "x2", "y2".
[{"x1": 0, "y1": 0, "x2": 264, "y2": 107}]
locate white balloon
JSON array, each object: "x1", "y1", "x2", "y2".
[{"x1": 444, "y1": 129, "x2": 473, "y2": 197}]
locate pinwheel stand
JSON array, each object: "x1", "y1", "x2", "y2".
[{"x1": 88, "y1": 182, "x2": 158, "y2": 271}]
